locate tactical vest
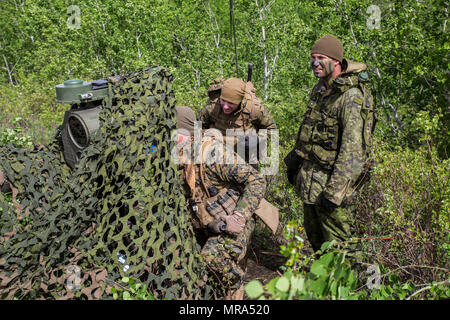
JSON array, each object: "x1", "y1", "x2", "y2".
[
  {"x1": 296, "y1": 69, "x2": 376, "y2": 170},
  {"x1": 179, "y1": 140, "x2": 240, "y2": 230},
  {"x1": 179, "y1": 139, "x2": 280, "y2": 234}
]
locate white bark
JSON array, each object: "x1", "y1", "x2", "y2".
[
  {"x1": 444, "y1": 7, "x2": 448, "y2": 32},
  {"x1": 204, "y1": 1, "x2": 223, "y2": 75},
  {"x1": 1, "y1": 37, "x2": 18, "y2": 85},
  {"x1": 2, "y1": 54, "x2": 14, "y2": 85},
  {"x1": 173, "y1": 34, "x2": 201, "y2": 88},
  {"x1": 136, "y1": 32, "x2": 142, "y2": 59},
  {"x1": 256, "y1": 0, "x2": 277, "y2": 99},
  {"x1": 369, "y1": 42, "x2": 403, "y2": 133}
]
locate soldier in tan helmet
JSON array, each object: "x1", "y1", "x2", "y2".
[{"x1": 284, "y1": 35, "x2": 376, "y2": 256}]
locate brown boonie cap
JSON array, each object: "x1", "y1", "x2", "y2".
[
  {"x1": 176, "y1": 106, "x2": 196, "y2": 136},
  {"x1": 311, "y1": 35, "x2": 344, "y2": 63},
  {"x1": 220, "y1": 78, "x2": 246, "y2": 105}
]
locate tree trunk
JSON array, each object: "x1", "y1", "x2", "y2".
[{"x1": 2, "y1": 54, "x2": 15, "y2": 85}]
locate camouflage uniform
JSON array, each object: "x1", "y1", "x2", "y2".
[
  {"x1": 178, "y1": 136, "x2": 266, "y2": 290},
  {"x1": 286, "y1": 60, "x2": 375, "y2": 252},
  {"x1": 197, "y1": 86, "x2": 277, "y2": 134},
  {"x1": 197, "y1": 80, "x2": 276, "y2": 166}
]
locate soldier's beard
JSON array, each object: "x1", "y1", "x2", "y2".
[{"x1": 311, "y1": 59, "x2": 334, "y2": 78}]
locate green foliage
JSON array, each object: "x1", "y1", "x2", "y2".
[
  {"x1": 357, "y1": 137, "x2": 449, "y2": 282},
  {"x1": 424, "y1": 280, "x2": 450, "y2": 300},
  {"x1": 110, "y1": 277, "x2": 156, "y2": 300},
  {"x1": 265, "y1": 146, "x2": 304, "y2": 224},
  {"x1": 246, "y1": 239, "x2": 449, "y2": 300},
  {"x1": 247, "y1": 222, "x2": 449, "y2": 300},
  {"x1": 367, "y1": 273, "x2": 450, "y2": 300},
  {"x1": 0, "y1": 117, "x2": 33, "y2": 148},
  {"x1": 246, "y1": 241, "x2": 363, "y2": 300},
  {"x1": 0, "y1": 0, "x2": 448, "y2": 300},
  {"x1": 0, "y1": 82, "x2": 66, "y2": 144},
  {"x1": 1, "y1": 0, "x2": 447, "y2": 154},
  {"x1": 279, "y1": 220, "x2": 306, "y2": 271},
  {"x1": 245, "y1": 279, "x2": 264, "y2": 299}
]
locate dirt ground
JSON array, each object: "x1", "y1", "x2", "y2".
[
  {"x1": 243, "y1": 220, "x2": 314, "y2": 287},
  {"x1": 244, "y1": 222, "x2": 288, "y2": 285}
]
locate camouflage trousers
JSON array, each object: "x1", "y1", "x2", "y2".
[
  {"x1": 303, "y1": 202, "x2": 358, "y2": 253},
  {"x1": 198, "y1": 218, "x2": 255, "y2": 290}
]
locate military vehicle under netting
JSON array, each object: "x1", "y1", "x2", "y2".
[{"x1": 0, "y1": 66, "x2": 212, "y2": 299}]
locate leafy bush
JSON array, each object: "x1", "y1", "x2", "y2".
[
  {"x1": 246, "y1": 241, "x2": 362, "y2": 300},
  {"x1": 279, "y1": 220, "x2": 307, "y2": 271},
  {"x1": 356, "y1": 137, "x2": 449, "y2": 286},
  {"x1": 246, "y1": 236, "x2": 449, "y2": 300},
  {"x1": 0, "y1": 117, "x2": 33, "y2": 148},
  {"x1": 110, "y1": 277, "x2": 156, "y2": 300},
  {"x1": 0, "y1": 83, "x2": 65, "y2": 145}
]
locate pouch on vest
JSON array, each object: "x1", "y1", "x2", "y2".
[
  {"x1": 206, "y1": 200, "x2": 227, "y2": 218},
  {"x1": 196, "y1": 201, "x2": 215, "y2": 226},
  {"x1": 205, "y1": 186, "x2": 240, "y2": 218},
  {"x1": 254, "y1": 199, "x2": 279, "y2": 235},
  {"x1": 216, "y1": 188, "x2": 240, "y2": 215},
  {"x1": 354, "y1": 76, "x2": 377, "y2": 188},
  {"x1": 198, "y1": 138, "x2": 279, "y2": 234}
]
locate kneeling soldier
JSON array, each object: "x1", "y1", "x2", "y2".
[{"x1": 174, "y1": 106, "x2": 278, "y2": 299}]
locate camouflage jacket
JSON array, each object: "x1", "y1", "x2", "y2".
[
  {"x1": 197, "y1": 83, "x2": 277, "y2": 135},
  {"x1": 293, "y1": 60, "x2": 372, "y2": 206},
  {"x1": 178, "y1": 137, "x2": 266, "y2": 226}
]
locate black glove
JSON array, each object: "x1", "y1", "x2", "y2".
[
  {"x1": 318, "y1": 193, "x2": 338, "y2": 212},
  {"x1": 287, "y1": 167, "x2": 299, "y2": 185},
  {"x1": 284, "y1": 149, "x2": 302, "y2": 185}
]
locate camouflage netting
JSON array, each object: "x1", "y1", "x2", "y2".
[{"x1": 0, "y1": 66, "x2": 212, "y2": 299}]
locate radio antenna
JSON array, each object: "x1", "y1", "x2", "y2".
[{"x1": 229, "y1": 0, "x2": 239, "y2": 77}]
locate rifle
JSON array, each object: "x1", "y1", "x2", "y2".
[{"x1": 247, "y1": 63, "x2": 253, "y2": 82}]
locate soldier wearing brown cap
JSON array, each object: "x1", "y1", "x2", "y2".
[
  {"x1": 285, "y1": 35, "x2": 376, "y2": 257},
  {"x1": 197, "y1": 78, "x2": 276, "y2": 167}
]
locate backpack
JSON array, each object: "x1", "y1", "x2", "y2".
[
  {"x1": 207, "y1": 78, "x2": 226, "y2": 101},
  {"x1": 353, "y1": 72, "x2": 378, "y2": 189}
]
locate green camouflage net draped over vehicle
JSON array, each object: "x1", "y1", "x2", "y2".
[{"x1": 0, "y1": 66, "x2": 211, "y2": 299}]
